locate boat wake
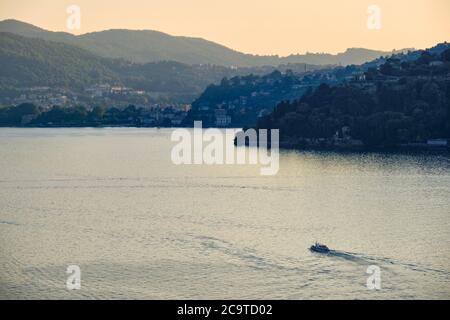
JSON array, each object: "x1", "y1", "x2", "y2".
[{"x1": 327, "y1": 249, "x2": 450, "y2": 277}]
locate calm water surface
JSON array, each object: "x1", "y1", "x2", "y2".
[{"x1": 0, "y1": 128, "x2": 449, "y2": 299}]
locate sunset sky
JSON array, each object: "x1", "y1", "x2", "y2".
[{"x1": 0, "y1": 0, "x2": 449, "y2": 56}]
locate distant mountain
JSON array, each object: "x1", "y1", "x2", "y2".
[
  {"x1": 0, "y1": 31, "x2": 331, "y2": 104},
  {"x1": 0, "y1": 32, "x2": 118, "y2": 89},
  {"x1": 282, "y1": 48, "x2": 411, "y2": 66},
  {"x1": 0, "y1": 19, "x2": 410, "y2": 67},
  {"x1": 0, "y1": 32, "x2": 237, "y2": 101}
]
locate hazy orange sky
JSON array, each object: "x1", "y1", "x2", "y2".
[{"x1": 0, "y1": 0, "x2": 449, "y2": 55}]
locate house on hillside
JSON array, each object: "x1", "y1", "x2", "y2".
[{"x1": 215, "y1": 109, "x2": 231, "y2": 127}]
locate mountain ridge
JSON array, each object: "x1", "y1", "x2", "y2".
[
  {"x1": 0, "y1": 31, "x2": 326, "y2": 103},
  {"x1": 0, "y1": 19, "x2": 412, "y2": 67}
]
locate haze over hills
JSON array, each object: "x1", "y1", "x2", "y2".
[
  {"x1": 0, "y1": 19, "x2": 411, "y2": 67},
  {"x1": 0, "y1": 32, "x2": 119, "y2": 88},
  {"x1": 0, "y1": 32, "x2": 253, "y2": 102},
  {"x1": 0, "y1": 31, "x2": 331, "y2": 106}
]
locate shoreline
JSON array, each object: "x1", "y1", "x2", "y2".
[
  {"x1": 1, "y1": 126, "x2": 448, "y2": 155},
  {"x1": 277, "y1": 145, "x2": 450, "y2": 156}
]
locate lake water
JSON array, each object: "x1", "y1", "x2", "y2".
[{"x1": 0, "y1": 128, "x2": 449, "y2": 299}]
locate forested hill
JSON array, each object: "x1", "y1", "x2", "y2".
[
  {"x1": 0, "y1": 32, "x2": 328, "y2": 103},
  {"x1": 0, "y1": 32, "x2": 119, "y2": 88},
  {"x1": 0, "y1": 19, "x2": 409, "y2": 67},
  {"x1": 186, "y1": 43, "x2": 450, "y2": 128},
  {"x1": 0, "y1": 32, "x2": 243, "y2": 100},
  {"x1": 255, "y1": 47, "x2": 450, "y2": 148}
]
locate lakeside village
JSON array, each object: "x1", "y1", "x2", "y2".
[
  {"x1": 2, "y1": 81, "x2": 449, "y2": 152},
  {"x1": 2, "y1": 61, "x2": 449, "y2": 151},
  {"x1": 1, "y1": 67, "x2": 367, "y2": 128},
  {"x1": 2, "y1": 84, "x2": 192, "y2": 127}
]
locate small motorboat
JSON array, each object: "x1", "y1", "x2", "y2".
[{"x1": 310, "y1": 242, "x2": 330, "y2": 253}]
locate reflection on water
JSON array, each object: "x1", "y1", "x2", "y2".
[{"x1": 0, "y1": 128, "x2": 449, "y2": 299}]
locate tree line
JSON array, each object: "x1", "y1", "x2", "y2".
[{"x1": 256, "y1": 49, "x2": 450, "y2": 147}]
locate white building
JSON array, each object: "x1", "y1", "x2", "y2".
[
  {"x1": 215, "y1": 109, "x2": 231, "y2": 127},
  {"x1": 427, "y1": 139, "x2": 448, "y2": 146},
  {"x1": 215, "y1": 115, "x2": 232, "y2": 127}
]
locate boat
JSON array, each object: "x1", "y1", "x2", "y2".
[{"x1": 310, "y1": 242, "x2": 330, "y2": 253}]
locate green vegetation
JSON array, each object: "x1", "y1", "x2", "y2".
[
  {"x1": 187, "y1": 71, "x2": 309, "y2": 127},
  {"x1": 256, "y1": 49, "x2": 450, "y2": 148},
  {"x1": 0, "y1": 32, "x2": 241, "y2": 98},
  {"x1": 0, "y1": 103, "x2": 183, "y2": 127},
  {"x1": 0, "y1": 19, "x2": 407, "y2": 67},
  {"x1": 0, "y1": 32, "x2": 326, "y2": 104},
  {"x1": 0, "y1": 32, "x2": 119, "y2": 89},
  {"x1": 0, "y1": 103, "x2": 40, "y2": 125}
]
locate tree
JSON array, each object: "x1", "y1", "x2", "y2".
[
  {"x1": 442, "y1": 49, "x2": 450, "y2": 62},
  {"x1": 91, "y1": 105, "x2": 107, "y2": 120}
]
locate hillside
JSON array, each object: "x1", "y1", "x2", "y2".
[
  {"x1": 255, "y1": 48, "x2": 450, "y2": 148},
  {"x1": 0, "y1": 19, "x2": 408, "y2": 67},
  {"x1": 186, "y1": 71, "x2": 312, "y2": 127},
  {"x1": 0, "y1": 32, "x2": 239, "y2": 98},
  {"x1": 0, "y1": 32, "x2": 331, "y2": 104},
  {"x1": 187, "y1": 43, "x2": 450, "y2": 128},
  {"x1": 0, "y1": 32, "x2": 119, "y2": 89}
]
